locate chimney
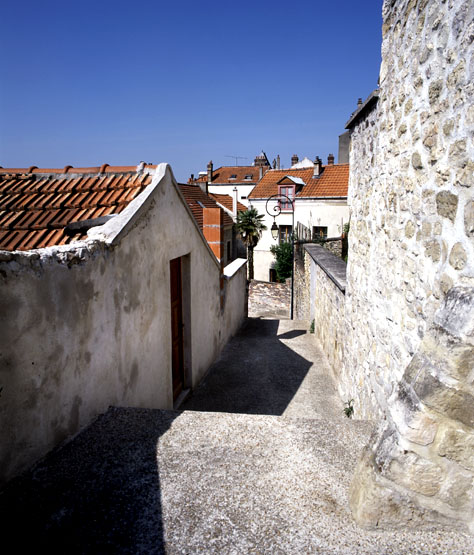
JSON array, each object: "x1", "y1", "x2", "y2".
[
  {"x1": 259, "y1": 166, "x2": 263, "y2": 180},
  {"x1": 189, "y1": 173, "x2": 195, "y2": 183},
  {"x1": 291, "y1": 154, "x2": 299, "y2": 166},
  {"x1": 327, "y1": 153, "x2": 335, "y2": 165},
  {"x1": 203, "y1": 207, "x2": 224, "y2": 265},
  {"x1": 203, "y1": 207, "x2": 225, "y2": 308},
  {"x1": 232, "y1": 187, "x2": 238, "y2": 220},
  {"x1": 276, "y1": 154, "x2": 280, "y2": 170},
  {"x1": 207, "y1": 160, "x2": 213, "y2": 183},
  {"x1": 357, "y1": 97, "x2": 363, "y2": 107},
  {"x1": 313, "y1": 156, "x2": 323, "y2": 177},
  {"x1": 338, "y1": 131, "x2": 350, "y2": 164}
]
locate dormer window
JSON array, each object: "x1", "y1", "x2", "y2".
[
  {"x1": 244, "y1": 174, "x2": 253, "y2": 180},
  {"x1": 278, "y1": 185, "x2": 295, "y2": 211},
  {"x1": 229, "y1": 174, "x2": 237, "y2": 179}
]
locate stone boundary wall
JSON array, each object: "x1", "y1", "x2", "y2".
[
  {"x1": 248, "y1": 279, "x2": 290, "y2": 318},
  {"x1": 295, "y1": 245, "x2": 347, "y2": 384},
  {"x1": 345, "y1": 0, "x2": 474, "y2": 534}
]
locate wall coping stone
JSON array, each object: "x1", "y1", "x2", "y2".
[
  {"x1": 223, "y1": 258, "x2": 247, "y2": 279},
  {"x1": 304, "y1": 244, "x2": 347, "y2": 293}
]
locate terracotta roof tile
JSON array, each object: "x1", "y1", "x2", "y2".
[
  {"x1": 0, "y1": 164, "x2": 155, "y2": 251},
  {"x1": 209, "y1": 193, "x2": 247, "y2": 213},
  {"x1": 191, "y1": 165, "x2": 264, "y2": 185},
  {"x1": 249, "y1": 165, "x2": 349, "y2": 199},
  {"x1": 179, "y1": 184, "x2": 234, "y2": 229}
]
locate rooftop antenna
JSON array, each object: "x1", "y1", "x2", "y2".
[{"x1": 225, "y1": 155, "x2": 248, "y2": 166}]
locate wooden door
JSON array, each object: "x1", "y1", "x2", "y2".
[{"x1": 170, "y1": 257, "x2": 184, "y2": 401}]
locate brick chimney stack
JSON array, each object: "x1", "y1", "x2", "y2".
[
  {"x1": 357, "y1": 97, "x2": 363, "y2": 107},
  {"x1": 327, "y1": 153, "x2": 335, "y2": 165},
  {"x1": 313, "y1": 156, "x2": 323, "y2": 177},
  {"x1": 291, "y1": 154, "x2": 299, "y2": 166}
]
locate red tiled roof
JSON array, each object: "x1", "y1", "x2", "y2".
[
  {"x1": 179, "y1": 184, "x2": 234, "y2": 229},
  {"x1": 209, "y1": 193, "x2": 247, "y2": 213},
  {"x1": 248, "y1": 165, "x2": 349, "y2": 199},
  {"x1": 192, "y1": 166, "x2": 263, "y2": 184},
  {"x1": 0, "y1": 165, "x2": 156, "y2": 251}
]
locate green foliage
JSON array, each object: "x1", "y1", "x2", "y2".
[
  {"x1": 343, "y1": 399, "x2": 354, "y2": 418},
  {"x1": 343, "y1": 222, "x2": 350, "y2": 235},
  {"x1": 270, "y1": 241, "x2": 293, "y2": 282},
  {"x1": 309, "y1": 320, "x2": 315, "y2": 333},
  {"x1": 235, "y1": 208, "x2": 266, "y2": 280}
]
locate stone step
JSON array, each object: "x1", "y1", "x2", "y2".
[{"x1": 1, "y1": 407, "x2": 472, "y2": 553}]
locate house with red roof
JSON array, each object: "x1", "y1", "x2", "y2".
[
  {"x1": 188, "y1": 151, "x2": 271, "y2": 207},
  {"x1": 248, "y1": 155, "x2": 349, "y2": 281},
  {"x1": 0, "y1": 162, "x2": 247, "y2": 484}
]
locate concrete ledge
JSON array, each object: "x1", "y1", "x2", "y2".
[
  {"x1": 223, "y1": 258, "x2": 247, "y2": 279},
  {"x1": 304, "y1": 244, "x2": 347, "y2": 292}
]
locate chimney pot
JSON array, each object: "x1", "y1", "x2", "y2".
[
  {"x1": 357, "y1": 97, "x2": 363, "y2": 107},
  {"x1": 313, "y1": 156, "x2": 323, "y2": 177},
  {"x1": 291, "y1": 154, "x2": 299, "y2": 166},
  {"x1": 327, "y1": 153, "x2": 334, "y2": 165}
]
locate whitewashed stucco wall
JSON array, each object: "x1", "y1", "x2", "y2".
[
  {"x1": 250, "y1": 198, "x2": 348, "y2": 281},
  {"x1": 0, "y1": 164, "x2": 247, "y2": 484}
]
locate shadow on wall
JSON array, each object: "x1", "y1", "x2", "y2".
[
  {"x1": 0, "y1": 407, "x2": 175, "y2": 553},
  {"x1": 181, "y1": 318, "x2": 313, "y2": 415}
]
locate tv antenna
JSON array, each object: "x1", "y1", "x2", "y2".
[{"x1": 225, "y1": 155, "x2": 248, "y2": 165}]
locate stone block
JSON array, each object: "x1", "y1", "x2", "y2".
[
  {"x1": 434, "y1": 286, "x2": 474, "y2": 339},
  {"x1": 440, "y1": 472, "x2": 474, "y2": 510},
  {"x1": 411, "y1": 152, "x2": 423, "y2": 170},
  {"x1": 350, "y1": 448, "x2": 444, "y2": 529},
  {"x1": 385, "y1": 451, "x2": 443, "y2": 496},
  {"x1": 413, "y1": 371, "x2": 474, "y2": 428},
  {"x1": 424, "y1": 239, "x2": 441, "y2": 262},
  {"x1": 428, "y1": 80, "x2": 443, "y2": 104},
  {"x1": 438, "y1": 427, "x2": 474, "y2": 471},
  {"x1": 449, "y1": 242, "x2": 467, "y2": 270},
  {"x1": 436, "y1": 191, "x2": 458, "y2": 222}
]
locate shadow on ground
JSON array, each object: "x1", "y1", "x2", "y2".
[
  {"x1": 181, "y1": 317, "x2": 313, "y2": 415},
  {"x1": 0, "y1": 408, "x2": 175, "y2": 554}
]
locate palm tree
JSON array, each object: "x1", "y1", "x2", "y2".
[{"x1": 235, "y1": 207, "x2": 267, "y2": 280}]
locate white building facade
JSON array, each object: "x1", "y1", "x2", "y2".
[{"x1": 248, "y1": 163, "x2": 349, "y2": 282}]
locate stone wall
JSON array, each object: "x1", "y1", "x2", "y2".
[
  {"x1": 345, "y1": 0, "x2": 474, "y2": 534},
  {"x1": 295, "y1": 246, "x2": 347, "y2": 383}
]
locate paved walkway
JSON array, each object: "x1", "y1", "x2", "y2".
[{"x1": 1, "y1": 317, "x2": 473, "y2": 553}]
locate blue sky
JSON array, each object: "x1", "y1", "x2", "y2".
[{"x1": 1, "y1": 0, "x2": 383, "y2": 182}]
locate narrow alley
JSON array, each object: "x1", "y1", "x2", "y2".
[{"x1": 1, "y1": 309, "x2": 473, "y2": 553}]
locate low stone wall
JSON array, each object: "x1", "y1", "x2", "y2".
[
  {"x1": 248, "y1": 280, "x2": 290, "y2": 318},
  {"x1": 295, "y1": 245, "x2": 347, "y2": 384}
]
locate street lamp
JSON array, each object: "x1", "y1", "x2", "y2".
[{"x1": 265, "y1": 193, "x2": 295, "y2": 320}]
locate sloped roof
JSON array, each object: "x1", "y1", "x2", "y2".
[
  {"x1": 210, "y1": 193, "x2": 247, "y2": 213},
  {"x1": 193, "y1": 166, "x2": 262, "y2": 184},
  {"x1": 249, "y1": 165, "x2": 349, "y2": 199},
  {"x1": 0, "y1": 164, "x2": 156, "y2": 251},
  {"x1": 179, "y1": 184, "x2": 233, "y2": 229}
]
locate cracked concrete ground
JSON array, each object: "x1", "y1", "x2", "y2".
[{"x1": 1, "y1": 318, "x2": 473, "y2": 554}]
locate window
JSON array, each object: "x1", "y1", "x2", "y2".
[
  {"x1": 279, "y1": 225, "x2": 293, "y2": 243},
  {"x1": 278, "y1": 185, "x2": 295, "y2": 211},
  {"x1": 244, "y1": 174, "x2": 253, "y2": 180},
  {"x1": 312, "y1": 226, "x2": 328, "y2": 240},
  {"x1": 227, "y1": 241, "x2": 231, "y2": 261},
  {"x1": 229, "y1": 174, "x2": 237, "y2": 179}
]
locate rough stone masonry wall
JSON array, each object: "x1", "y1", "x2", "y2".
[{"x1": 345, "y1": 0, "x2": 474, "y2": 533}]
